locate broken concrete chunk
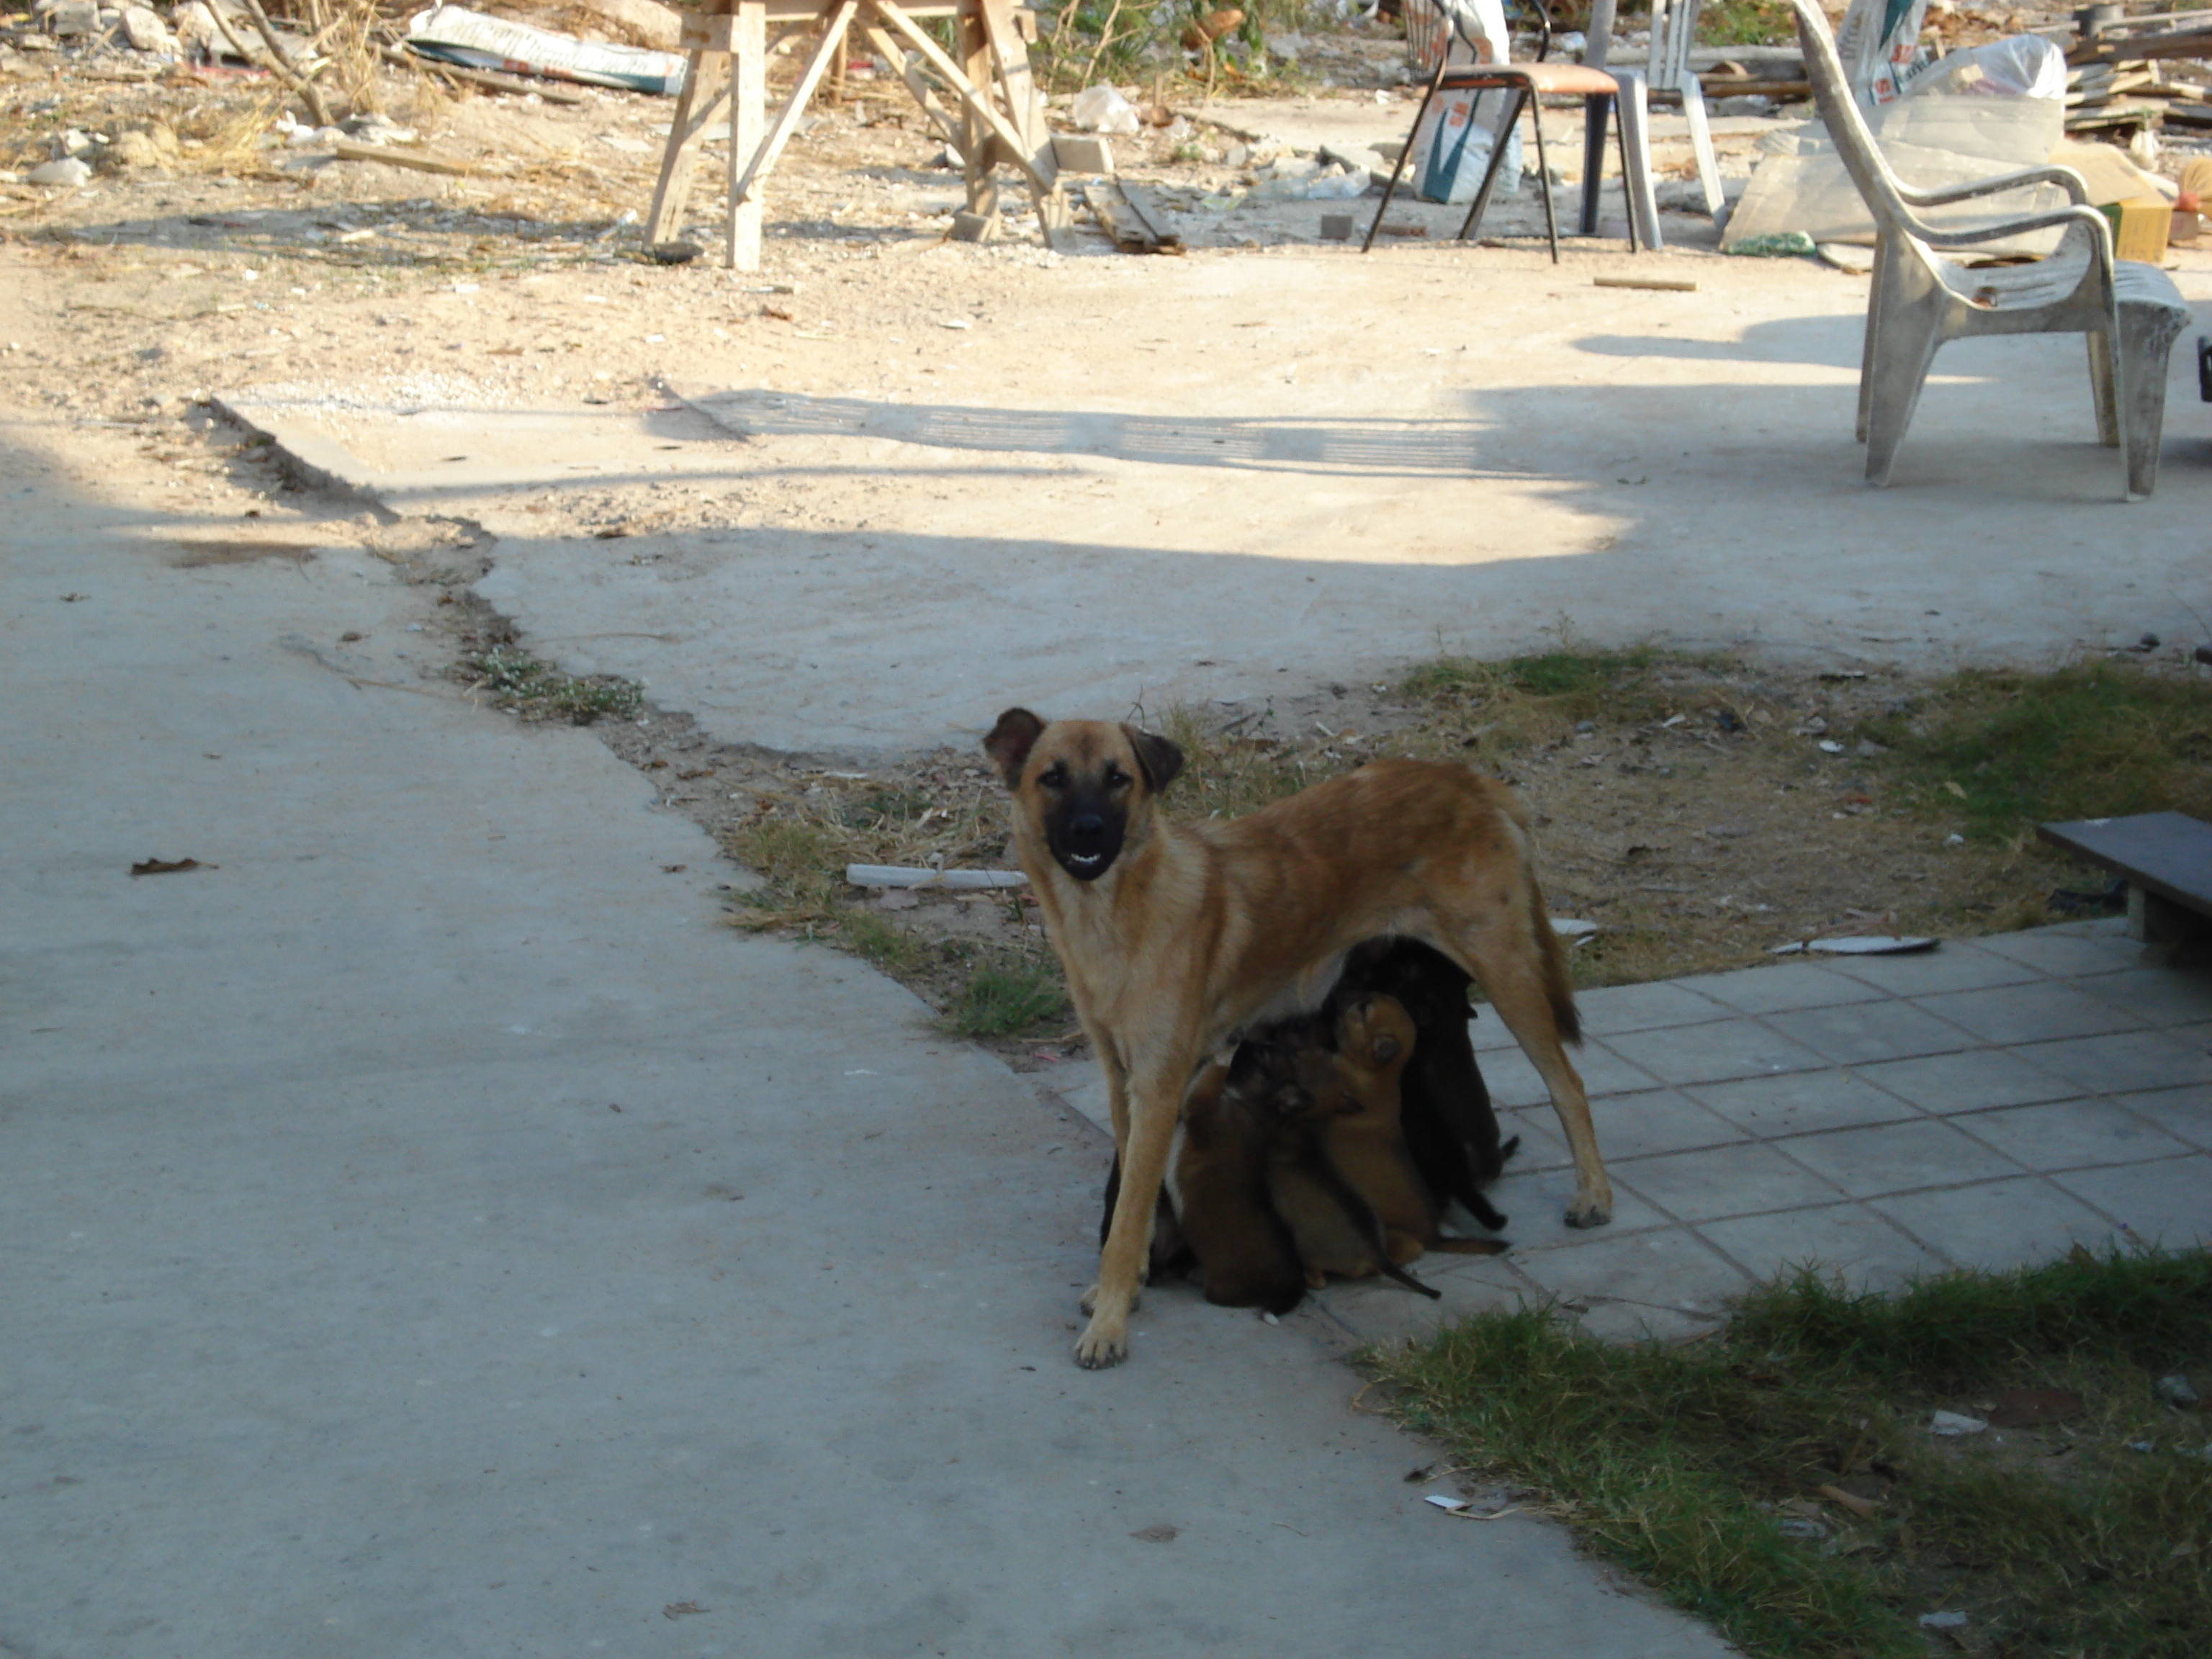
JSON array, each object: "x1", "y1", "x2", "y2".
[{"x1": 27, "y1": 156, "x2": 93, "y2": 186}]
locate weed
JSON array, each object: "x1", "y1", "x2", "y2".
[
  {"x1": 1698, "y1": 0, "x2": 1795, "y2": 47},
  {"x1": 461, "y1": 646, "x2": 643, "y2": 726},
  {"x1": 1862, "y1": 660, "x2": 2212, "y2": 842},
  {"x1": 1398, "y1": 642, "x2": 1671, "y2": 752},
  {"x1": 944, "y1": 961, "x2": 1069, "y2": 1038},
  {"x1": 1371, "y1": 1246, "x2": 2212, "y2": 1659}
]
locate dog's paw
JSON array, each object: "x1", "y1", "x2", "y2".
[
  {"x1": 1072, "y1": 1316, "x2": 1129, "y2": 1370},
  {"x1": 1563, "y1": 1189, "x2": 1614, "y2": 1229},
  {"x1": 1078, "y1": 1283, "x2": 1099, "y2": 1315}
]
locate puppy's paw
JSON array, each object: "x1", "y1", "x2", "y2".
[
  {"x1": 1078, "y1": 1282, "x2": 1099, "y2": 1315},
  {"x1": 1073, "y1": 1315, "x2": 1129, "y2": 1370},
  {"x1": 1563, "y1": 1187, "x2": 1614, "y2": 1229}
]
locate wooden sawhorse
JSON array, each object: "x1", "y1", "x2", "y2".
[{"x1": 644, "y1": 0, "x2": 1069, "y2": 269}]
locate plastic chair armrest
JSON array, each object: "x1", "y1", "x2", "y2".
[
  {"x1": 1906, "y1": 201, "x2": 2113, "y2": 257},
  {"x1": 1897, "y1": 163, "x2": 2090, "y2": 210}
]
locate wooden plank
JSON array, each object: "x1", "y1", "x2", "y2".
[
  {"x1": 2037, "y1": 811, "x2": 2212, "y2": 914},
  {"x1": 860, "y1": 23, "x2": 967, "y2": 155},
  {"x1": 868, "y1": 0, "x2": 1060, "y2": 216},
  {"x1": 647, "y1": 49, "x2": 729, "y2": 245},
  {"x1": 1082, "y1": 181, "x2": 1156, "y2": 251},
  {"x1": 727, "y1": 1, "x2": 766, "y2": 270},
  {"x1": 729, "y1": 0, "x2": 860, "y2": 214},
  {"x1": 329, "y1": 140, "x2": 470, "y2": 175},
  {"x1": 1113, "y1": 182, "x2": 1184, "y2": 252},
  {"x1": 976, "y1": 0, "x2": 1067, "y2": 235}
]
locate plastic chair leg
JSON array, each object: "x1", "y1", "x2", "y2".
[
  {"x1": 2086, "y1": 328, "x2": 2120, "y2": 448},
  {"x1": 2117, "y1": 297, "x2": 2190, "y2": 500},
  {"x1": 1863, "y1": 282, "x2": 1947, "y2": 487},
  {"x1": 1680, "y1": 77, "x2": 1725, "y2": 217},
  {"x1": 1610, "y1": 72, "x2": 1660, "y2": 251},
  {"x1": 1856, "y1": 234, "x2": 1888, "y2": 444},
  {"x1": 1578, "y1": 96, "x2": 1609, "y2": 236}
]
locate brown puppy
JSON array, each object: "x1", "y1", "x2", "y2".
[
  {"x1": 1322, "y1": 993, "x2": 1514, "y2": 1264},
  {"x1": 1264, "y1": 1035, "x2": 1439, "y2": 1298},
  {"x1": 1334, "y1": 939, "x2": 1516, "y2": 1233},
  {"x1": 984, "y1": 708, "x2": 1607, "y2": 1369},
  {"x1": 1169, "y1": 1045, "x2": 1308, "y2": 1316}
]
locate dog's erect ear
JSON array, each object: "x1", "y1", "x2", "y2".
[
  {"x1": 984, "y1": 708, "x2": 1046, "y2": 787},
  {"x1": 1120, "y1": 724, "x2": 1184, "y2": 794}
]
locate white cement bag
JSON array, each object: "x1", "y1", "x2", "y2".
[
  {"x1": 1410, "y1": 87, "x2": 1521, "y2": 203},
  {"x1": 1835, "y1": 0, "x2": 1932, "y2": 110}
]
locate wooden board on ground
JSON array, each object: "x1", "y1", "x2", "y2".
[
  {"x1": 1114, "y1": 182, "x2": 1185, "y2": 253},
  {"x1": 2038, "y1": 810, "x2": 2212, "y2": 942}
]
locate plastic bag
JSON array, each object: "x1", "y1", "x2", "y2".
[
  {"x1": 1071, "y1": 84, "x2": 1141, "y2": 136},
  {"x1": 1835, "y1": 0, "x2": 1932, "y2": 109},
  {"x1": 1902, "y1": 35, "x2": 2067, "y2": 102}
]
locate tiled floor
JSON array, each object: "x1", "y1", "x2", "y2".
[{"x1": 1035, "y1": 919, "x2": 2212, "y2": 1349}]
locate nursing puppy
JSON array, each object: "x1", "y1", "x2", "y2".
[
  {"x1": 985, "y1": 708, "x2": 1607, "y2": 1369},
  {"x1": 1331, "y1": 939, "x2": 1518, "y2": 1233}
]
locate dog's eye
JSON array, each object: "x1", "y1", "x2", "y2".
[
  {"x1": 1038, "y1": 764, "x2": 1068, "y2": 789},
  {"x1": 1104, "y1": 765, "x2": 1130, "y2": 788}
]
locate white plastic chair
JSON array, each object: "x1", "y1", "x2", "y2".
[
  {"x1": 1634, "y1": 0, "x2": 1723, "y2": 216},
  {"x1": 1786, "y1": 0, "x2": 2193, "y2": 500}
]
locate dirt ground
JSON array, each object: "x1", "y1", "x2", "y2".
[{"x1": 2, "y1": 11, "x2": 2195, "y2": 1059}]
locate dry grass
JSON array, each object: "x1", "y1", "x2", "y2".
[{"x1": 671, "y1": 647, "x2": 2209, "y2": 1051}]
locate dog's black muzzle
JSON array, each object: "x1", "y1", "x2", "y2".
[{"x1": 1046, "y1": 796, "x2": 1125, "y2": 883}]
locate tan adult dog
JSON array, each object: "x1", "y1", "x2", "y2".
[{"x1": 984, "y1": 708, "x2": 1609, "y2": 1369}]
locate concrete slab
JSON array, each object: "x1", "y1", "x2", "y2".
[
  {"x1": 214, "y1": 246, "x2": 2212, "y2": 758},
  {"x1": 0, "y1": 440, "x2": 1732, "y2": 1658}
]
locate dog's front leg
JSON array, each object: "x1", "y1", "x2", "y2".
[{"x1": 1075, "y1": 1069, "x2": 1179, "y2": 1369}]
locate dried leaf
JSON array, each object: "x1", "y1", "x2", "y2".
[{"x1": 130, "y1": 858, "x2": 211, "y2": 876}]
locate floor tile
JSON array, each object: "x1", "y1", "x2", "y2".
[
  {"x1": 1316, "y1": 1257, "x2": 1532, "y2": 1348},
  {"x1": 1689, "y1": 1069, "x2": 1922, "y2": 1136},
  {"x1": 1766, "y1": 1000, "x2": 1980, "y2": 1066},
  {"x1": 2108, "y1": 1085, "x2": 2212, "y2": 1151},
  {"x1": 2076, "y1": 966, "x2": 2212, "y2": 1028},
  {"x1": 1513, "y1": 1226, "x2": 1755, "y2": 1317},
  {"x1": 1672, "y1": 968, "x2": 1884, "y2": 1022},
  {"x1": 1974, "y1": 927, "x2": 2145, "y2": 979},
  {"x1": 1582, "y1": 1089, "x2": 1750, "y2": 1160},
  {"x1": 1496, "y1": 1107, "x2": 1572, "y2": 1172},
  {"x1": 1480, "y1": 1166, "x2": 1672, "y2": 1249},
  {"x1": 1777, "y1": 1118, "x2": 2024, "y2": 1197},
  {"x1": 1915, "y1": 981, "x2": 2149, "y2": 1046},
  {"x1": 1611, "y1": 1141, "x2": 1848, "y2": 1221},
  {"x1": 2054, "y1": 1155, "x2": 2212, "y2": 1249},
  {"x1": 1872, "y1": 1176, "x2": 2121, "y2": 1269},
  {"x1": 1475, "y1": 1040, "x2": 1660, "y2": 1109},
  {"x1": 1573, "y1": 979, "x2": 1735, "y2": 1035},
  {"x1": 1852, "y1": 1048, "x2": 2083, "y2": 1113},
  {"x1": 2020, "y1": 1030, "x2": 2212, "y2": 1096},
  {"x1": 1699, "y1": 1204, "x2": 1946, "y2": 1291},
  {"x1": 1671, "y1": 963, "x2": 1890, "y2": 1016},
  {"x1": 1601, "y1": 1018, "x2": 1831, "y2": 1087},
  {"x1": 1825, "y1": 943, "x2": 2044, "y2": 996},
  {"x1": 1951, "y1": 1098, "x2": 2195, "y2": 1172}
]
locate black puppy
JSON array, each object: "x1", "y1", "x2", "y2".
[{"x1": 1330, "y1": 938, "x2": 1518, "y2": 1233}]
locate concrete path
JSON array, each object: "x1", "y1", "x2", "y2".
[
  {"x1": 1040, "y1": 921, "x2": 2212, "y2": 1349},
  {"x1": 1, "y1": 436, "x2": 1729, "y2": 1655}
]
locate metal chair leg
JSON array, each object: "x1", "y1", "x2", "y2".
[
  {"x1": 1613, "y1": 96, "x2": 1640, "y2": 253},
  {"x1": 1530, "y1": 89, "x2": 1559, "y2": 262},
  {"x1": 1457, "y1": 86, "x2": 1529, "y2": 244},
  {"x1": 1364, "y1": 60, "x2": 1449, "y2": 253},
  {"x1": 1579, "y1": 93, "x2": 1609, "y2": 236}
]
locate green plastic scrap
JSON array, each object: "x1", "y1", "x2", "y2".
[{"x1": 1724, "y1": 230, "x2": 1819, "y2": 258}]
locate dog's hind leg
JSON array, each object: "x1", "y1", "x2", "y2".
[{"x1": 1454, "y1": 922, "x2": 1613, "y2": 1231}]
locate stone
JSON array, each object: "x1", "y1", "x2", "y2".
[
  {"x1": 120, "y1": 4, "x2": 171, "y2": 50},
  {"x1": 27, "y1": 156, "x2": 93, "y2": 187},
  {"x1": 42, "y1": 0, "x2": 100, "y2": 35},
  {"x1": 1050, "y1": 133, "x2": 1113, "y2": 175},
  {"x1": 103, "y1": 130, "x2": 163, "y2": 170}
]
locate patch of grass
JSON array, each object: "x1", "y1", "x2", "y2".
[
  {"x1": 944, "y1": 961, "x2": 1071, "y2": 1038},
  {"x1": 462, "y1": 646, "x2": 643, "y2": 726},
  {"x1": 1398, "y1": 642, "x2": 1674, "y2": 752},
  {"x1": 840, "y1": 909, "x2": 934, "y2": 976},
  {"x1": 1862, "y1": 660, "x2": 2212, "y2": 842},
  {"x1": 1370, "y1": 1246, "x2": 2212, "y2": 1659},
  {"x1": 1699, "y1": 0, "x2": 1796, "y2": 47}
]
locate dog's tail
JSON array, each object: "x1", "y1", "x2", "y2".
[{"x1": 1528, "y1": 889, "x2": 1583, "y2": 1046}]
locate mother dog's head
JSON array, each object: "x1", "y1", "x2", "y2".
[{"x1": 984, "y1": 708, "x2": 1184, "y2": 884}]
